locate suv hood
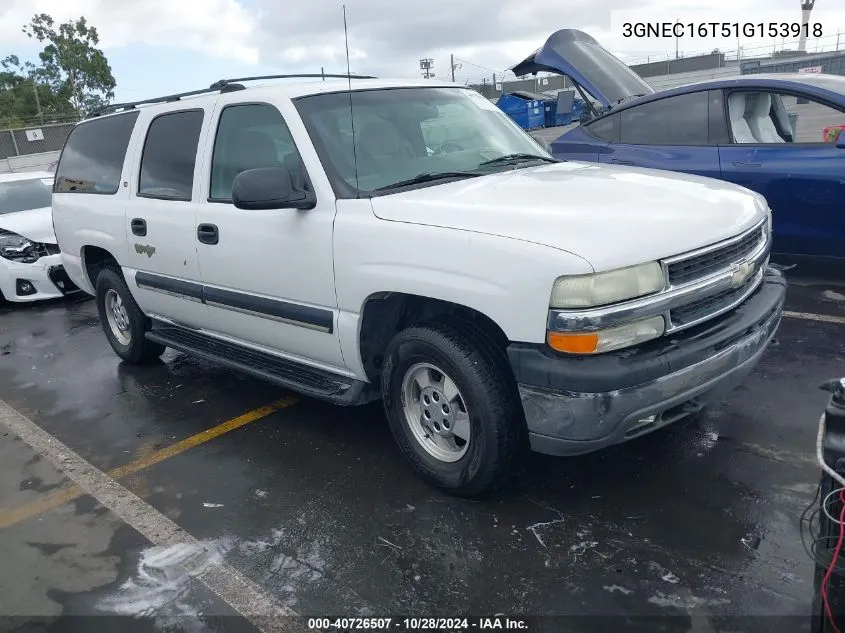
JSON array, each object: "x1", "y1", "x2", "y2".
[
  {"x1": 510, "y1": 29, "x2": 655, "y2": 109},
  {"x1": 370, "y1": 162, "x2": 768, "y2": 272},
  {"x1": 0, "y1": 207, "x2": 56, "y2": 244}
]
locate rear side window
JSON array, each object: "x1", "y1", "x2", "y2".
[
  {"x1": 138, "y1": 110, "x2": 204, "y2": 201},
  {"x1": 620, "y1": 92, "x2": 710, "y2": 145},
  {"x1": 54, "y1": 111, "x2": 139, "y2": 194}
]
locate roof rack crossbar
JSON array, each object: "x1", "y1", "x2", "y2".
[{"x1": 87, "y1": 73, "x2": 377, "y2": 118}]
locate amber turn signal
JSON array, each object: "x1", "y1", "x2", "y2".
[{"x1": 546, "y1": 331, "x2": 599, "y2": 354}]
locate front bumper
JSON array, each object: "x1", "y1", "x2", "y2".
[
  {"x1": 508, "y1": 268, "x2": 787, "y2": 456},
  {"x1": 0, "y1": 254, "x2": 80, "y2": 303}
]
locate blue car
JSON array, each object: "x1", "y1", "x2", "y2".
[{"x1": 514, "y1": 29, "x2": 845, "y2": 260}]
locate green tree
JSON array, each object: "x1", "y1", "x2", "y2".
[
  {"x1": 0, "y1": 54, "x2": 72, "y2": 126},
  {"x1": 22, "y1": 14, "x2": 116, "y2": 114}
]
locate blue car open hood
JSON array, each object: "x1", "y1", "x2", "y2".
[{"x1": 510, "y1": 29, "x2": 655, "y2": 109}]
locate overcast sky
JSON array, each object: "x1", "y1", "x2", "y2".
[{"x1": 1, "y1": 0, "x2": 844, "y2": 101}]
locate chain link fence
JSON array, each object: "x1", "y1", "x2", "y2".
[{"x1": 0, "y1": 121, "x2": 79, "y2": 160}]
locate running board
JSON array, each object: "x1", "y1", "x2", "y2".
[{"x1": 145, "y1": 321, "x2": 378, "y2": 406}]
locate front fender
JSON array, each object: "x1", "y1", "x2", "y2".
[{"x1": 333, "y1": 200, "x2": 594, "y2": 377}]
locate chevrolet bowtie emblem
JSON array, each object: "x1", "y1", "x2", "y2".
[{"x1": 730, "y1": 261, "x2": 754, "y2": 288}]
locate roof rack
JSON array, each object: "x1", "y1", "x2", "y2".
[{"x1": 87, "y1": 73, "x2": 377, "y2": 118}]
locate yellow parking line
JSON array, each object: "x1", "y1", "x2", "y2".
[
  {"x1": 0, "y1": 397, "x2": 296, "y2": 530},
  {"x1": 0, "y1": 486, "x2": 86, "y2": 530}
]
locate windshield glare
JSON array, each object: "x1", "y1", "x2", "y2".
[
  {"x1": 0, "y1": 178, "x2": 53, "y2": 214},
  {"x1": 295, "y1": 87, "x2": 552, "y2": 195}
]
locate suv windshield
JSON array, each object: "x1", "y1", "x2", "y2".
[
  {"x1": 294, "y1": 87, "x2": 555, "y2": 196},
  {"x1": 0, "y1": 178, "x2": 53, "y2": 214}
]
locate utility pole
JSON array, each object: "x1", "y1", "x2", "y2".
[
  {"x1": 31, "y1": 79, "x2": 42, "y2": 124},
  {"x1": 450, "y1": 54, "x2": 455, "y2": 82}
]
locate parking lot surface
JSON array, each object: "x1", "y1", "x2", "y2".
[{"x1": 1, "y1": 273, "x2": 844, "y2": 632}]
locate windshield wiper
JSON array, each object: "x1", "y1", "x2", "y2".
[
  {"x1": 373, "y1": 171, "x2": 481, "y2": 192},
  {"x1": 477, "y1": 153, "x2": 559, "y2": 168}
]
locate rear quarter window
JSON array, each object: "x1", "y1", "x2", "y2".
[
  {"x1": 620, "y1": 92, "x2": 710, "y2": 145},
  {"x1": 585, "y1": 113, "x2": 620, "y2": 142},
  {"x1": 54, "y1": 111, "x2": 139, "y2": 194}
]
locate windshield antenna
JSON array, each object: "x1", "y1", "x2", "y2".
[{"x1": 343, "y1": 4, "x2": 360, "y2": 197}]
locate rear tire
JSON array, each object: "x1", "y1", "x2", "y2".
[
  {"x1": 381, "y1": 318, "x2": 526, "y2": 496},
  {"x1": 96, "y1": 266, "x2": 165, "y2": 364}
]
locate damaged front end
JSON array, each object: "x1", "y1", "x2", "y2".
[{"x1": 0, "y1": 229, "x2": 60, "y2": 264}]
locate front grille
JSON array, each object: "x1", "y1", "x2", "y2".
[
  {"x1": 670, "y1": 275, "x2": 759, "y2": 328},
  {"x1": 668, "y1": 226, "x2": 763, "y2": 286}
]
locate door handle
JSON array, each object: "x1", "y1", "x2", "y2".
[
  {"x1": 197, "y1": 223, "x2": 219, "y2": 245},
  {"x1": 610, "y1": 158, "x2": 635, "y2": 165},
  {"x1": 130, "y1": 218, "x2": 147, "y2": 236},
  {"x1": 732, "y1": 161, "x2": 762, "y2": 168}
]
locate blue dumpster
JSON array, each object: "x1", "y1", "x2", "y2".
[
  {"x1": 553, "y1": 90, "x2": 575, "y2": 126},
  {"x1": 496, "y1": 92, "x2": 547, "y2": 129},
  {"x1": 544, "y1": 100, "x2": 557, "y2": 127}
]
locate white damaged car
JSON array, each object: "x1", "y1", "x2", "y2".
[{"x1": 0, "y1": 171, "x2": 79, "y2": 303}]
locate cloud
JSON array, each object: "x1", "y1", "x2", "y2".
[
  {"x1": 0, "y1": 0, "x2": 261, "y2": 64},
  {"x1": 250, "y1": 0, "x2": 845, "y2": 82},
  {"x1": 1, "y1": 0, "x2": 843, "y2": 88}
]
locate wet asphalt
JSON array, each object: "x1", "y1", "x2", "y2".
[{"x1": 0, "y1": 272, "x2": 844, "y2": 632}]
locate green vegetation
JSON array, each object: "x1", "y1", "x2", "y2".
[{"x1": 1, "y1": 14, "x2": 116, "y2": 127}]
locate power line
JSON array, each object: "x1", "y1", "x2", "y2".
[{"x1": 453, "y1": 57, "x2": 499, "y2": 74}]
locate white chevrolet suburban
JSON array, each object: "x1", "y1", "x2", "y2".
[{"x1": 52, "y1": 76, "x2": 786, "y2": 495}]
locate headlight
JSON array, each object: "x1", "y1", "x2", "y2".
[
  {"x1": 547, "y1": 315, "x2": 665, "y2": 355},
  {"x1": 0, "y1": 231, "x2": 38, "y2": 263},
  {"x1": 550, "y1": 262, "x2": 665, "y2": 309}
]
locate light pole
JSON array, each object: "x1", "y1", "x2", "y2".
[
  {"x1": 419, "y1": 58, "x2": 434, "y2": 79},
  {"x1": 675, "y1": 18, "x2": 680, "y2": 59},
  {"x1": 798, "y1": 0, "x2": 816, "y2": 53}
]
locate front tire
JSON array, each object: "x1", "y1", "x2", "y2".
[
  {"x1": 96, "y1": 266, "x2": 165, "y2": 364},
  {"x1": 381, "y1": 319, "x2": 526, "y2": 496}
]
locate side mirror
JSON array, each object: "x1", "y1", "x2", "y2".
[{"x1": 232, "y1": 167, "x2": 316, "y2": 211}]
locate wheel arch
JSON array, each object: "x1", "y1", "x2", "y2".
[
  {"x1": 81, "y1": 245, "x2": 121, "y2": 289},
  {"x1": 356, "y1": 292, "x2": 510, "y2": 384}
]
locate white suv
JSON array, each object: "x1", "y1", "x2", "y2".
[{"x1": 52, "y1": 76, "x2": 786, "y2": 495}]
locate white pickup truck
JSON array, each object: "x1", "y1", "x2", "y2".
[{"x1": 52, "y1": 76, "x2": 786, "y2": 495}]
